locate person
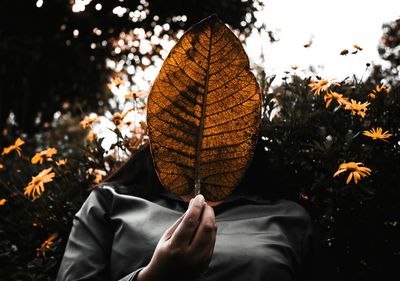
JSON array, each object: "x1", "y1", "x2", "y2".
[{"x1": 56, "y1": 138, "x2": 318, "y2": 281}]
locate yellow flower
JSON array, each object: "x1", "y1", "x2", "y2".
[
  {"x1": 324, "y1": 90, "x2": 349, "y2": 108},
  {"x1": 112, "y1": 109, "x2": 133, "y2": 127},
  {"x1": 308, "y1": 79, "x2": 340, "y2": 96},
  {"x1": 344, "y1": 99, "x2": 371, "y2": 118},
  {"x1": 112, "y1": 77, "x2": 124, "y2": 86},
  {"x1": 112, "y1": 113, "x2": 124, "y2": 126},
  {"x1": 107, "y1": 77, "x2": 126, "y2": 89},
  {"x1": 333, "y1": 162, "x2": 372, "y2": 184},
  {"x1": 87, "y1": 168, "x2": 106, "y2": 184},
  {"x1": 87, "y1": 130, "x2": 97, "y2": 142},
  {"x1": 2, "y1": 137, "x2": 25, "y2": 156},
  {"x1": 369, "y1": 84, "x2": 389, "y2": 98},
  {"x1": 24, "y1": 167, "x2": 56, "y2": 199},
  {"x1": 0, "y1": 198, "x2": 7, "y2": 205},
  {"x1": 56, "y1": 159, "x2": 68, "y2": 166},
  {"x1": 36, "y1": 233, "x2": 58, "y2": 257},
  {"x1": 363, "y1": 127, "x2": 392, "y2": 142},
  {"x1": 80, "y1": 115, "x2": 98, "y2": 129},
  {"x1": 368, "y1": 93, "x2": 376, "y2": 99},
  {"x1": 125, "y1": 91, "x2": 148, "y2": 99},
  {"x1": 31, "y1": 148, "x2": 58, "y2": 164},
  {"x1": 0, "y1": 163, "x2": 3, "y2": 169},
  {"x1": 125, "y1": 92, "x2": 135, "y2": 99}
]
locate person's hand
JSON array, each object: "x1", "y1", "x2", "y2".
[{"x1": 137, "y1": 194, "x2": 217, "y2": 281}]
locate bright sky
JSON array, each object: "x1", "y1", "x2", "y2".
[{"x1": 246, "y1": 0, "x2": 400, "y2": 81}]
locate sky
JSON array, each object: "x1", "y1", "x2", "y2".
[{"x1": 246, "y1": 0, "x2": 400, "y2": 81}]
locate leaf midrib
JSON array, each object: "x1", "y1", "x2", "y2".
[{"x1": 193, "y1": 24, "x2": 214, "y2": 195}]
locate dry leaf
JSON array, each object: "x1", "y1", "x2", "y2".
[{"x1": 147, "y1": 15, "x2": 261, "y2": 201}]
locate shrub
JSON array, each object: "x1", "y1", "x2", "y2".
[{"x1": 261, "y1": 71, "x2": 400, "y2": 279}]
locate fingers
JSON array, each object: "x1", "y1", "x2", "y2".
[
  {"x1": 163, "y1": 211, "x2": 187, "y2": 240},
  {"x1": 170, "y1": 194, "x2": 205, "y2": 247},
  {"x1": 189, "y1": 204, "x2": 217, "y2": 255},
  {"x1": 164, "y1": 198, "x2": 196, "y2": 239}
]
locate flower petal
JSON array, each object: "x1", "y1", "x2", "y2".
[{"x1": 346, "y1": 173, "x2": 353, "y2": 184}]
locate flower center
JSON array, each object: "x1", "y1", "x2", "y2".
[
  {"x1": 32, "y1": 178, "x2": 42, "y2": 185},
  {"x1": 346, "y1": 162, "x2": 359, "y2": 171}
]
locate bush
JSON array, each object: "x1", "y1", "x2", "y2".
[
  {"x1": 261, "y1": 71, "x2": 400, "y2": 280},
  {"x1": 0, "y1": 99, "x2": 146, "y2": 280}
]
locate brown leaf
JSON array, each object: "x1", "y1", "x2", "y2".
[{"x1": 147, "y1": 15, "x2": 261, "y2": 201}]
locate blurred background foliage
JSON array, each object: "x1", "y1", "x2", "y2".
[
  {"x1": 0, "y1": 0, "x2": 399, "y2": 280},
  {"x1": 0, "y1": 0, "x2": 261, "y2": 136}
]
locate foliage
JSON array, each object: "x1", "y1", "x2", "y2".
[
  {"x1": 260, "y1": 71, "x2": 400, "y2": 280},
  {"x1": 0, "y1": 0, "x2": 263, "y2": 135},
  {"x1": 365, "y1": 18, "x2": 400, "y2": 88},
  {"x1": 0, "y1": 103, "x2": 145, "y2": 280},
  {"x1": 148, "y1": 15, "x2": 260, "y2": 201},
  {"x1": 378, "y1": 18, "x2": 400, "y2": 70}
]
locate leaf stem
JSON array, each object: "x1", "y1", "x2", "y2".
[{"x1": 194, "y1": 179, "x2": 201, "y2": 196}]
